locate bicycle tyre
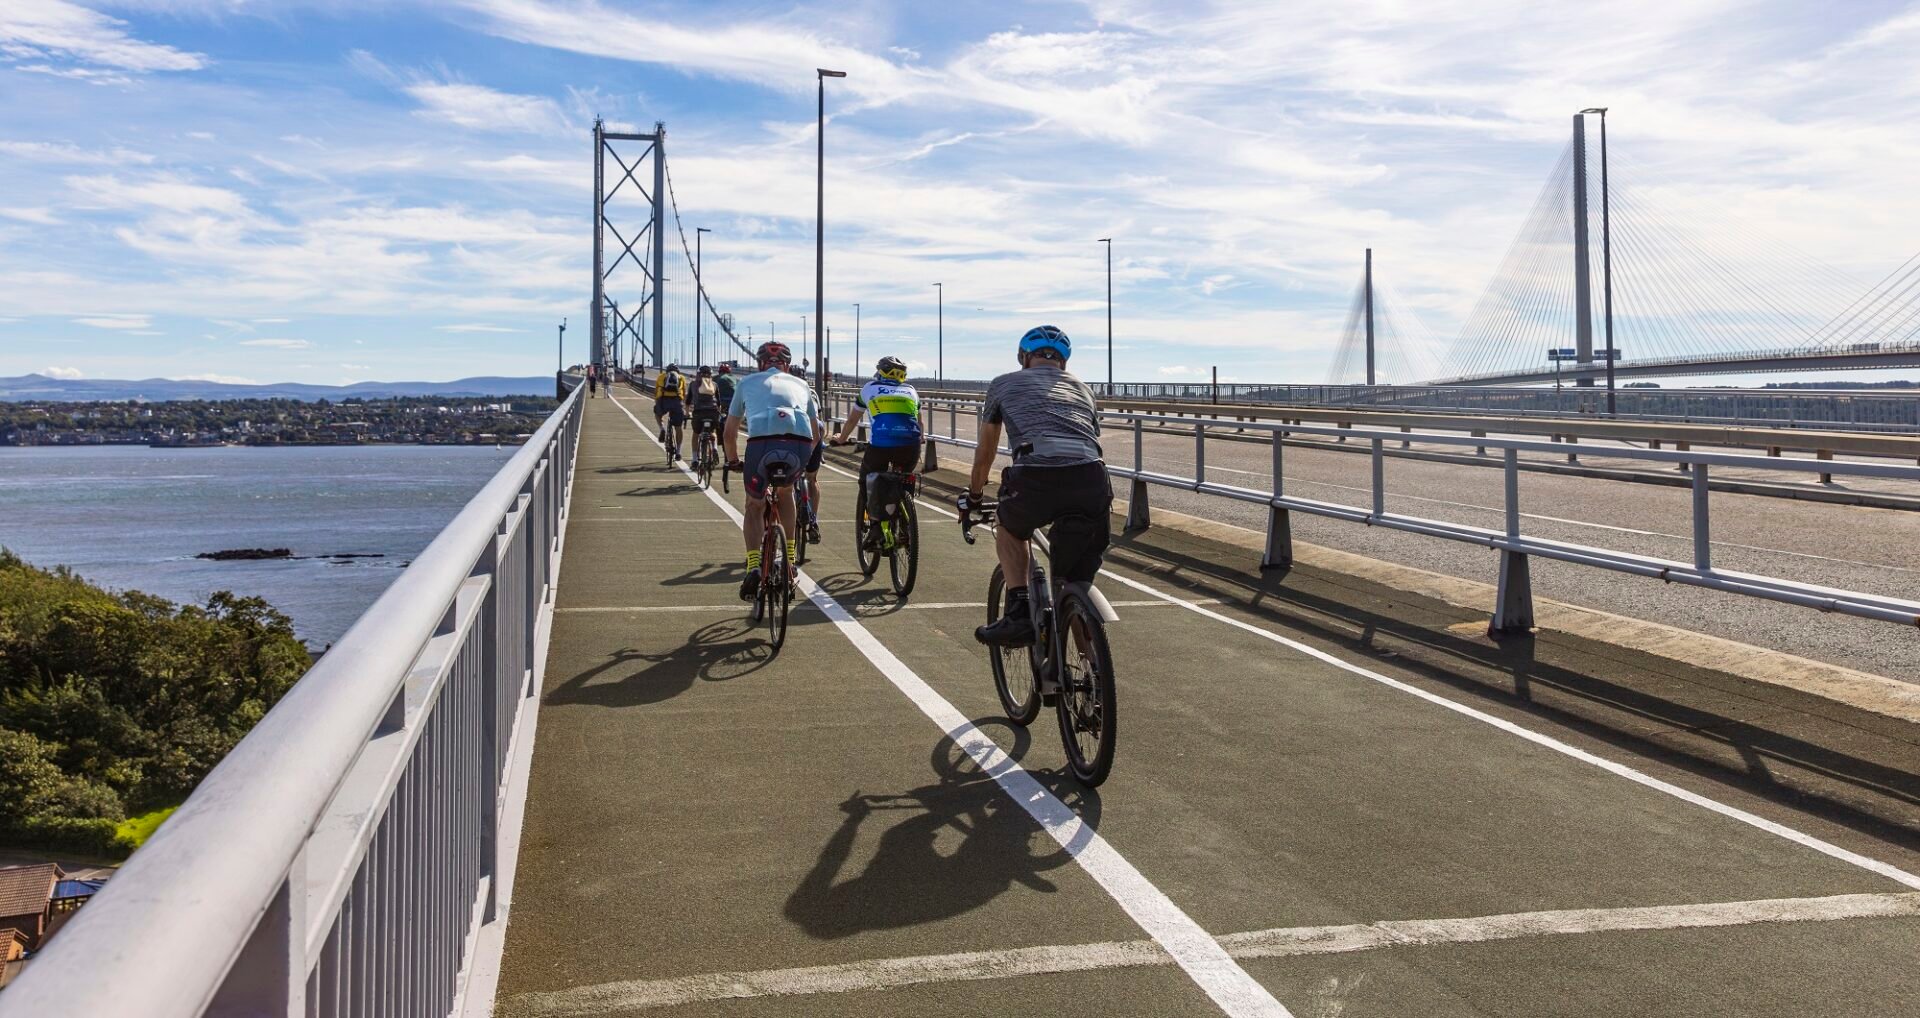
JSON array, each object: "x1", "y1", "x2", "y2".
[
  {"x1": 855, "y1": 483, "x2": 880, "y2": 578},
  {"x1": 767, "y1": 522, "x2": 791, "y2": 649},
  {"x1": 986, "y1": 566, "x2": 1042, "y2": 725},
  {"x1": 794, "y1": 481, "x2": 811, "y2": 567},
  {"x1": 887, "y1": 497, "x2": 918, "y2": 597},
  {"x1": 1055, "y1": 589, "x2": 1117, "y2": 787}
]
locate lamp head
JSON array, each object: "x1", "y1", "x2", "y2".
[
  {"x1": 1580, "y1": 107, "x2": 1608, "y2": 114},
  {"x1": 818, "y1": 68, "x2": 847, "y2": 78}
]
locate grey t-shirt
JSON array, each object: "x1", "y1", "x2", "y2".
[{"x1": 981, "y1": 365, "x2": 1102, "y2": 466}]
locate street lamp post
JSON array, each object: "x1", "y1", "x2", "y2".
[
  {"x1": 1581, "y1": 106, "x2": 1615, "y2": 415},
  {"x1": 1098, "y1": 237, "x2": 1112, "y2": 395},
  {"x1": 695, "y1": 227, "x2": 710, "y2": 367},
  {"x1": 816, "y1": 68, "x2": 847, "y2": 400},
  {"x1": 556, "y1": 318, "x2": 566, "y2": 375},
  {"x1": 853, "y1": 303, "x2": 860, "y2": 377},
  {"x1": 933, "y1": 282, "x2": 943, "y2": 383}
]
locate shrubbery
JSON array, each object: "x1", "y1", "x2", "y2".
[{"x1": 0, "y1": 551, "x2": 311, "y2": 856}]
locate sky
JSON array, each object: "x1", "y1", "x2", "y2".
[{"x1": 2, "y1": 0, "x2": 1919, "y2": 387}]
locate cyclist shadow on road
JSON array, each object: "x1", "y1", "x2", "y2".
[
  {"x1": 615, "y1": 482, "x2": 702, "y2": 498},
  {"x1": 543, "y1": 618, "x2": 773, "y2": 708},
  {"x1": 784, "y1": 721, "x2": 1102, "y2": 939},
  {"x1": 808, "y1": 571, "x2": 907, "y2": 618}
]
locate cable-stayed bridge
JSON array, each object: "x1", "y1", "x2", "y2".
[{"x1": 1328, "y1": 114, "x2": 1920, "y2": 387}]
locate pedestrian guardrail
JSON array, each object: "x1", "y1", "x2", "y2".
[
  {"x1": 0, "y1": 386, "x2": 586, "y2": 1018},
  {"x1": 847, "y1": 393, "x2": 1920, "y2": 633}
]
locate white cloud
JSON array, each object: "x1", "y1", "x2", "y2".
[
  {"x1": 43, "y1": 364, "x2": 82, "y2": 379},
  {"x1": 0, "y1": 207, "x2": 60, "y2": 225},
  {"x1": 240, "y1": 338, "x2": 310, "y2": 349},
  {"x1": 180, "y1": 373, "x2": 260, "y2": 385},
  {"x1": 67, "y1": 174, "x2": 250, "y2": 215},
  {"x1": 252, "y1": 317, "x2": 290, "y2": 323},
  {"x1": 0, "y1": 139, "x2": 153, "y2": 165},
  {"x1": 0, "y1": 0, "x2": 205, "y2": 73},
  {"x1": 405, "y1": 81, "x2": 566, "y2": 133},
  {"x1": 72, "y1": 314, "x2": 149, "y2": 329},
  {"x1": 435, "y1": 323, "x2": 519, "y2": 333}
]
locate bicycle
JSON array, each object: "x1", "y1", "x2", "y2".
[
  {"x1": 690, "y1": 417, "x2": 720, "y2": 490},
  {"x1": 793, "y1": 471, "x2": 815, "y2": 566},
  {"x1": 959, "y1": 498, "x2": 1119, "y2": 786},
  {"x1": 726, "y1": 461, "x2": 796, "y2": 650},
  {"x1": 849, "y1": 443, "x2": 918, "y2": 597}
]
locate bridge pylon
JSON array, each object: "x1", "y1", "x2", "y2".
[{"x1": 592, "y1": 119, "x2": 666, "y2": 375}]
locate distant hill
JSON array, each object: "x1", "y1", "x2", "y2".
[{"x1": 0, "y1": 373, "x2": 557, "y2": 402}]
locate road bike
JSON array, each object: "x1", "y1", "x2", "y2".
[
  {"x1": 690, "y1": 417, "x2": 719, "y2": 490},
  {"x1": 794, "y1": 470, "x2": 816, "y2": 566},
  {"x1": 849, "y1": 443, "x2": 919, "y2": 598},
  {"x1": 959, "y1": 498, "x2": 1119, "y2": 786},
  {"x1": 726, "y1": 462, "x2": 796, "y2": 650}
]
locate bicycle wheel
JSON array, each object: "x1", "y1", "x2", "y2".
[
  {"x1": 1055, "y1": 589, "x2": 1117, "y2": 786},
  {"x1": 986, "y1": 566, "x2": 1042, "y2": 725},
  {"x1": 887, "y1": 497, "x2": 918, "y2": 597},
  {"x1": 767, "y1": 523, "x2": 792, "y2": 649},
  {"x1": 794, "y1": 481, "x2": 811, "y2": 566},
  {"x1": 855, "y1": 482, "x2": 880, "y2": 578}
]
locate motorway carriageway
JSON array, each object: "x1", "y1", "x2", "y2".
[{"x1": 492, "y1": 389, "x2": 1920, "y2": 1018}]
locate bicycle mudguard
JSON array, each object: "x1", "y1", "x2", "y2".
[{"x1": 1063, "y1": 581, "x2": 1122, "y2": 624}]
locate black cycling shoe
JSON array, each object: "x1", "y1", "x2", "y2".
[
  {"x1": 976, "y1": 604, "x2": 1036, "y2": 648},
  {"x1": 807, "y1": 522, "x2": 823, "y2": 543},
  {"x1": 738, "y1": 567, "x2": 761, "y2": 602}
]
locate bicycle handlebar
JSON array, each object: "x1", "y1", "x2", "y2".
[{"x1": 958, "y1": 498, "x2": 998, "y2": 545}]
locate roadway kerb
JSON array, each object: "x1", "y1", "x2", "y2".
[{"x1": 500, "y1": 390, "x2": 1920, "y2": 1017}]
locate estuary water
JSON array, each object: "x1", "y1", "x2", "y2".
[{"x1": 0, "y1": 444, "x2": 518, "y2": 647}]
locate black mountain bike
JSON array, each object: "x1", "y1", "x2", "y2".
[
  {"x1": 851, "y1": 444, "x2": 918, "y2": 597},
  {"x1": 959, "y1": 500, "x2": 1118, "y2": 786},
  {"x1": 691, "y1": 419, "x2": 719, "y2": 490}
]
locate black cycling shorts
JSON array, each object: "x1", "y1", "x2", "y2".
[
  {"x1": 744, "y1": 436, "x2": 812, "y2": 499},
  {"x1": 655, "y1": 398, "x2": 686, "y2": 426},
  {"x1": 690, "y1": 408, "x2": 720, "y2": 432},
  {"x1": 995, "y1": 461, "x2": 1111, "y2": 539},
  {"x1": 806, "y1": 440, "x2": 825, "y2": 473},
  {"x1": 859, "y1": 444, "x2": 920, "y2": 478}
]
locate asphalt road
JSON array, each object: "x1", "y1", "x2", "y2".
[
  {"x1": 916, "y1": 404, "x2": 1920, "y2": 681},
  {"x1": 492, "y1": 391, "x2": 1920, "y2": 1018}
]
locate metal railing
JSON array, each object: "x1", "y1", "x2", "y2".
[
  {"x1": 862, "y1": 393, "x2": 1920, "y2": 633},
  {"x1": 1, "y1": 385, "x2": 586, "y2": 1017},
  {"x1": 908, "y1": 379, "x2": 1920, "y2": 434}
]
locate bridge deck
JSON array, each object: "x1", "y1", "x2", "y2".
[{"x1": 494, "y1": 390, "x2": 1920, "y2": 1017}]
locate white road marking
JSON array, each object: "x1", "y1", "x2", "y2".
[
  {"x1": 827, "y1": 448, "x2": 1920, "y2": 891},
  {"x1": 510, "y1": 891, "x2": 1920, "y2": 1015},
  {"x1": 1096, "y1": 569, "x2": 1920, "y2": 891},
  {"x1": 610, "y1": 393, "x2": 1293, "y2": 1018}
]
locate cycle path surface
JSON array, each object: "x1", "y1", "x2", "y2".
[{"x1": 494, "y1": 390, "x2": 1920, "y2": 1018}]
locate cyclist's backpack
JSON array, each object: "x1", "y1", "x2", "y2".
[
  {"x1": 664, "y1": 370, "x2": 683, "y2": 393},
  {"x1": 865, "y1": 471, "x2": 904, "y2": 519},
  {"x1": 1047, "y1": 513, "x2": 1110, "y2": 584}
]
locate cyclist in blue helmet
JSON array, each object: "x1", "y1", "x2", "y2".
[{"x1": 959, "y1": 326, "x2": 1112, "y2": 647}]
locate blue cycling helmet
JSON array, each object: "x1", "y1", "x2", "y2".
[{"x1": 1018, "y1": 325, "x2": 1071, "y2": 360}]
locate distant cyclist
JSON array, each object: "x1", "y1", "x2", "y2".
[
  {"x1": 713, "y1": 362, "x2": 737, "y2": 410},
  {"x1": 725, "y1": 342, "x2": 823, "y2": 600},
  {"x1": 958, "y1": 326, "x2": 1111, "y2": 647},
  {"x1": 687, "y1": 366, "x2": 722, "y2": 466},
  {"x1": 586, "y1": 363, "x2": 600, "y2": 398},
  {"x1": 654, "y1": 363, "x2": 688, "y2": 462},
  {"x1": 833, "y1": 356, "x2": 921, "y2": 550}
]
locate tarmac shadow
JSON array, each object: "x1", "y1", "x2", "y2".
[
  {"x1": 808, "y1": 570, "x2": 908, "y2": 617},
  {"x1": 784, "y1": 722, "x2": 1102, "y2": 939},
  {"x1": 543, "y1": 618, "x2": 772, "y2": 708}
]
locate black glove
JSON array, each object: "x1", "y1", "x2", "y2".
[{"x1": 955, "y1": 491, "x2": 981, "y2": 518}]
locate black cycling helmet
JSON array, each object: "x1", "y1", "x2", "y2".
[
  {"x1": 697, "y1": 365, "x2": 712, "y2": 376},
  {"x1": 875, "y1": 356, "x2": 908, "y2": 382},
  {"x1": 755, "y1": 341, "x2": 791, "y2": 370}
]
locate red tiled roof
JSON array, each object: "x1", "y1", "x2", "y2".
[{"x1": 0, "y1": 864, "x2": 59, "y2": 919}]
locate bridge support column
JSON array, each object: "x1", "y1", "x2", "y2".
[
  {"x1": 923, "y1": 436, "x2": 939, "y2": 473},
  {"x1": 1262, "y1": 433, "x2": 1291, "y2": 569},
  {"x1": 1565, "y1": 434, "x2": 1579, "y2": 464},
  {"x1": 1125, "y1": 477, "x2": 1151, "y2": 531},
  {"x1": 1817, "y1": 449, "x2": 1833, "y2": 484},
  {"x1": 1491, "y1": 551, "x2": 1535, "y2": 635}
]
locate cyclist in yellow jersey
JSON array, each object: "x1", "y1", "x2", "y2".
[{"x1": 654, "y1": 363, "x2": 689, "y2": 462}]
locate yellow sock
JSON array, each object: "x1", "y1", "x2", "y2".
[
  {"x1": 786, "y1": 539, "x2": 797, "y2": 562},
  {"x1": 746, "y1": 550, "x2": 762, "y2": 570}
]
